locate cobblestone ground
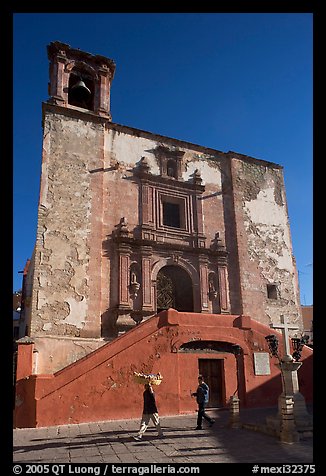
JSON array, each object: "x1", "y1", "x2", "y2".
[{"x1": 13, "y1": 407, "x2": 313, "y2": 464}]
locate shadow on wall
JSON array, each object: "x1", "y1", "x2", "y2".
[{"x1": 245, "y1": 352, "x2": 313, "y2": 408}]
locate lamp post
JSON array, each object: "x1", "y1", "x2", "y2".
[
  {"x1": 265, "y1": 323, "x2": 312, "y2": 443},
  {"x1": 228, "y1": 344, "x2": 242, "y2": 428},
  {"x1": 265, "y1": 333, "x2": 298, "y2": 443}
]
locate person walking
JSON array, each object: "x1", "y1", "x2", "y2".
[
  {"x1": 191, "y1": 375, "x2": 215, "y2": 430},
  {"x1": 133, "y1": 383, "x2": 164, "y2": 441}
]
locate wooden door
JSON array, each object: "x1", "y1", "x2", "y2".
[{"x1": 198, "y1": 358, "x2": 224, "y2": 408}]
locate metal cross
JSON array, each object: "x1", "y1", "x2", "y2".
[{"x1": 271, "y1": 315, "x2": 300, "y2": 358}]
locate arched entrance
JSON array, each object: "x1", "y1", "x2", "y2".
[{"x1": 156, "y1": 265, "x2": 194, "y2": 312}]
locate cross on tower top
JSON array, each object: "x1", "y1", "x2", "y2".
[{"x1": 271, "y1": 315, "x2": 300, "y2": 359}]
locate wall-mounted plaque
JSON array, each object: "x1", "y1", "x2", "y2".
[{"x1": 253, "y1": 352, "x2": 271, "y2": 375}]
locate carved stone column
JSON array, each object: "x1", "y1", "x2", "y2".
[
  {"x1": 199, "y1": 255, "x2": 210, "y2": 313},
  {"x1": 140, "y1": 180, "x2": 155, "y2": 240},
  {"x1": 140, "y1": 246, "x2": 153, "y2": 316},
  {"x1": 266, "y1": 360, "x2": 313, "y2": 436},
  {"x1": 118, "y1": 244, "x2": 131, "y2": 309},
  {"x1": 115, "y1": 224, "x2": 134, "y2": 333},
  {"x1": 50, "y1": 52, "x2": 67, "y2": 105},
  {"x1": 217, "y1": 251, "x2": 231, "y2": 314},
  {"x1": 194, "y1": 193, "x2": 204, "y2": 236},
  {"x1": 96, "y1": 66, "x2": 112, "y2": 118},
  {"x1": 210, "y1": 232, "x2": 230, "y2": 314},
  {"x1": 279, "y1": 394, "x2": 299, "y2": 444}
]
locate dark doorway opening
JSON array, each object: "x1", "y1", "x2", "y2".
[
  {"x1": 198, "y1": 358, "x2": 225, "y2": 408},
  {"x1": 156, "y1": 265, "x2": 193, "y2": 313}
]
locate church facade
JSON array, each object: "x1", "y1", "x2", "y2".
[{"x1": 14, "y1": 42, "x2": 312, "y2": 428}]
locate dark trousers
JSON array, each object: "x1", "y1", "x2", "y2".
[{"x1": 197, "y1": 403, "x2": 214, "y2": 428}]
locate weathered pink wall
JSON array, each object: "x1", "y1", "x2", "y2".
[{"x1": 14, "y1": 310, "x2": 313, "y2": 428}]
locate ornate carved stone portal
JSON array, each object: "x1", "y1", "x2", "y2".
[{"x1": 107, "y1": 150, "x2": 231, "y2": 336}]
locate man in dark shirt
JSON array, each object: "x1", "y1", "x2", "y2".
[
  {"x1": 191, "y1": 375, "x2": 215, "y2": 430},
  {"x1": 133, "y1": 383, "x2": 164, "y2": 441}
]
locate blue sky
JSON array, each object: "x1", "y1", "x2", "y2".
[{"x1": 13, "y1": 13, "x2": 313, "y2": 304}]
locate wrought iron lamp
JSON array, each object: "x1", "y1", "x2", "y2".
[
  {"x1": 265, "y1": 334, "x2": 279, "y2": 359},
  {"x1": 291, "y1": 335, "x2": 309, "y2": 362}
]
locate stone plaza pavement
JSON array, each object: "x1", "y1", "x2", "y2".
[{"x1": 13, "y1": 407, "x2": 313, "y2": 465}]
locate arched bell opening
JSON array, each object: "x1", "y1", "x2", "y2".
[
  {"x1": 68, "y1": 68, "x2": 95, "y2": 110},
  {"x1": 156, "y1": 265, "x2": 194, "y2": 313}
]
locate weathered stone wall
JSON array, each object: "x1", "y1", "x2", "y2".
[
  {"x1": 30, "y1": 109, "x2": 104, "y2": 338},
  {"x1": 231, "y1": 157, "x2": 302, "y2": 329},
  {"x1": 29, "y1": 107, "x2": 302, "y2": 370},
  {"x1": 33, "y1": 336, "x2": 108, "y2": 374},
  {"x1": 102, "y1": 128, "x2": 225, "y2": 244}
]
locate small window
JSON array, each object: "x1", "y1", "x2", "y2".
[
  {"x1": 267, "y1": 284, "x2": 278, "y2": 300},
  {"x1": 163, "y1": 202, "x2": 181, "y2": 228},
  {"x1": 167, "y1": 159, "x2": 178, "y2": 178}
]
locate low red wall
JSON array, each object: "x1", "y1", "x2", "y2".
[{"x1": 14, "y1": 310, "x2": 313, "y2": 428}]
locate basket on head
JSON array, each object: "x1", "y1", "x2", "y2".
[{"x1": 133, "y1": 372, "x2": 163, "y2": 386}]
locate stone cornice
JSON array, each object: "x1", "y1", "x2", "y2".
[
  {"x1": 47, "y1": 41, "x2": 116, "y2": 78},
  {"x1": 111, "y1": 233, "x2": 228, "y2": 259},
  {"x1": 42, "y1": 102, "x2": 110, "y2": 126},
  {"x1": 134, "y1": 169, "x2": 205, "y2": 193},
  {"x1": 42, "y1": 102, "x2": 282, "y2": 171}
]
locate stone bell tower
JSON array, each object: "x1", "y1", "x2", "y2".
[
  {"x1": 47, "y1": 41, "x2": 115, "y2": 118},
  {"x1": 25, "y1": 42, "x2": 118, "y2": 374}
]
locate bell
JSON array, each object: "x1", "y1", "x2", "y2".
[{"x1": 70, "y1": 79, "x2": 91, "y2": 101}]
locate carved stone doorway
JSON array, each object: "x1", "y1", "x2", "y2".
[{"x1": 156, "y1": 265, "x2": 194, "y2": 312}]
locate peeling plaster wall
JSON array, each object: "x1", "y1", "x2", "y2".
[
  {"x1": 182, "y1": 156, "x2": 222, "y2": 187},
  {"x1": 30, "y1": 115, "x2": 227, "y2": 368},
  {"x1": 104, "y1": 130, "x2": 160, "y2": 175},
  {"x1": 101, "y1": 128, "x2": 226, "y2": 319},
  {"x1": 103, "y1": 127, "x2": 225, "y2": 243},
  {"x1": 33, "y1": 336, "x2": 108, "y2": 374},
  {"x1": 30, "y1": 110, "x2": 103, "y2": 338},
  {"x1": 233, "y1": 159, "x2": 302, "y2": 328},
  {"x1": 29, "y1": 109, "x2": 302, "y2": 373},
  {"x1": 104, "y1": 129, "x2": 224, "y2": 185}
]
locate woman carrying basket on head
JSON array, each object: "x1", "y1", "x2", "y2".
[{"x1": 133, "y1": 373, "x2": 164, "y2": 441}]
